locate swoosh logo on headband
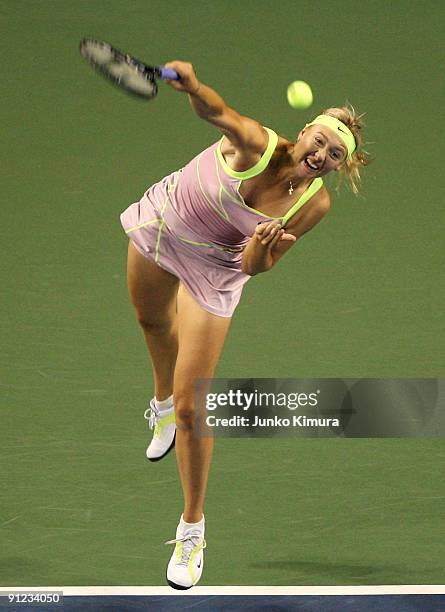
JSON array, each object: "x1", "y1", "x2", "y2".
[{"x1": 337, "y1": 126, "x2": 348, "y2": 134}]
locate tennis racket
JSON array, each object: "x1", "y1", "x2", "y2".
[{"x1": 79, "y1": 39, "x2": 180, "y2": 100}]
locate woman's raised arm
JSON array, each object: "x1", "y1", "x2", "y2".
[{"x1": 164, "y1": 60, "x2": 267, "y2": 155}]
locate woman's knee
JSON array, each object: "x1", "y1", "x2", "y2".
[
  {"x1": 173, "y1": 386, "x2": 199, "y2": 427},
  {"x1": 136, "y1": 310, "x2": 176, "y2": 336}
]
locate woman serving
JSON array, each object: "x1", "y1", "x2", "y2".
[{"x1": 120, "y1": 61, "x2": 367, "y2": 589}]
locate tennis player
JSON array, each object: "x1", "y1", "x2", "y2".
[{"x1": 120, "y1": 61, "x2": 367, "y2": 589}]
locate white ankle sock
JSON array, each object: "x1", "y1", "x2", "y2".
[
  {"x1": 180, "y1": 514, "x2": 205, "y2": 531},
  {"x1": 155, "y1": 395, "x2": 174, "y2": 412}
]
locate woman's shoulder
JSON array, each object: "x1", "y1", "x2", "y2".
[
  {"x1": 302, "y1": 183, "x2": 331, "y2": 218},
  {"x1": 219, "y1": 127, "x2": 288, "y2": 153},
  {"x1": 268, "y1": 134, "x2": 293, "y2": 168},
  {"x1": 283, "y1": 183, "x2": 331, "y2": 235}
]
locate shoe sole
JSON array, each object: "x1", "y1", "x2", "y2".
[
  {"x1": 147, "y1": 431, "x2": 176, "y2": 462},
  {"x1": 166, "y1": 576, "x2": 192, "y2": 590}
]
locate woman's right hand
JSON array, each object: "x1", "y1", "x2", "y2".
[{"x1": 163, "y1": 60, "x2": 201, "y2": 95}]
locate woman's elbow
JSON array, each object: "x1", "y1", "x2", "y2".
[
  {"x1": 241, "y1": 260, "x2": 272, "y2": 276},
  {"x1": 241, "y1": 261, "x2": 255, "y2": 276}
]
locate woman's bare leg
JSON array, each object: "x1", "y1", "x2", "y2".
[
  {"x1": 127, "y1": 241, "x2": 231, "y2": 522},
  {"x1": 126, "y1": 241, "x2": 180, "y2": 400},
  {"x1": 174, "y1": 285, "x2": 232, "y2": 523}
]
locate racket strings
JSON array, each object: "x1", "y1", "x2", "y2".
[{"x1": 80, "y1": 39, "x2": 157, "y2": 98}]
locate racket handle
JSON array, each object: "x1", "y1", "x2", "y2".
[{"x1": 159, "y1": 67, "x2": 180, "y2": 81}]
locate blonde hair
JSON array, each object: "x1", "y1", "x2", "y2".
[{"x1": 321, "y1": 104, "x2": 370, "y2": 195}]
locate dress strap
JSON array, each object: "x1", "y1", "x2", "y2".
[
  {"x1": 281, "y1": 177, "x2": 324, "y2": 227},
  {"x1": 216, "y1": 127, "x2": 278, "y2": 180}
]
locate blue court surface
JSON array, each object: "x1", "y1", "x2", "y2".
[{"x1": 2, "y1": 594, "x2": 445, "y2": 612}]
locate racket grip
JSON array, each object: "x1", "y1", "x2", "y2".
[{"x1": 159, "y1": 67, "x2": 180, "y2": 81}]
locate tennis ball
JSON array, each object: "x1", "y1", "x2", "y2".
[{"x1": 287, "y1": 80, "x2": 313, "y2": 109}]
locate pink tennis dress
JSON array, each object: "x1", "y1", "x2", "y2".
[{"x1": 120, "y1": 128, "x2": 322, "y2": 317}]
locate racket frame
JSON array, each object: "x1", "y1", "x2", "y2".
[{"x1": 79, "y1": 38, "x2": 178, "y2": 100}]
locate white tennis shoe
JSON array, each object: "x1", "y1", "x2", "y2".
[
  {"x1": 144, "y1": 399, "x2": 176, "y2": 461},
  {"x1": 166, "y1": 517, "x2": 206, "y2": 590}
]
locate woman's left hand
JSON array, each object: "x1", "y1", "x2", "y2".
[
  {"x1": 242, "y1": 221, "x2": 296, "y2": 275},
  {"x1": 254, "y1": 221, "x2": 297, "y2": 248}
]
